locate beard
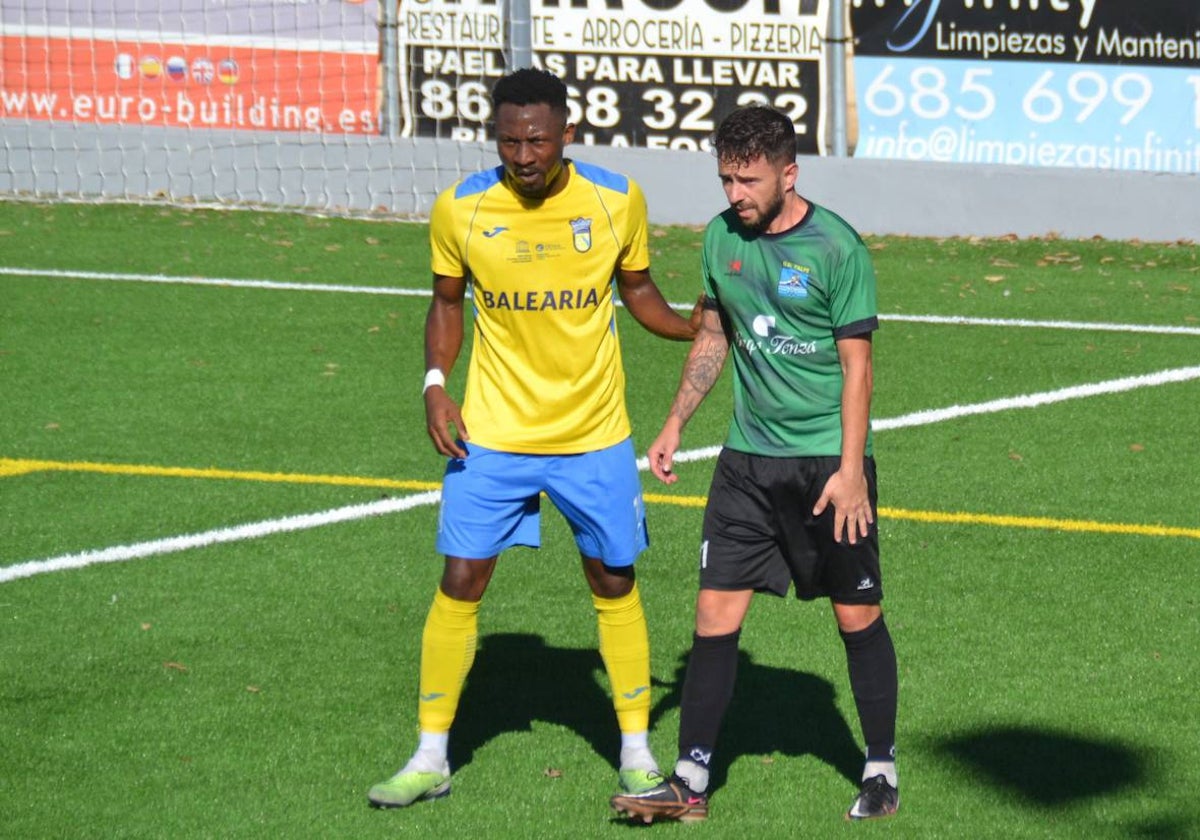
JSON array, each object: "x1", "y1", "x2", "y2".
[
  {"x1": 737, "y1": 187, "x2": 786, "y2": 233},
  {"x1": 507, "y1": 159, "x2": 564, "y2": 200}
]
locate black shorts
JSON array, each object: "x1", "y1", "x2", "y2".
[{"x1": 700, "y1": 449, "x2": 883, "y2": 603}]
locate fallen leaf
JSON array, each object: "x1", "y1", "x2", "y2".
[
  {"x1": 1008, "y1": 451, "x2": 1023, "y2": 461},
  {"x1": 141, "y1": 623, "x2": 152, "y2": 631},
  {"x1": 543, "y1": 767, "x2": 563, "y2": 779},
  {"x1": 164, "y1": 661, "x2": 189, "y2": 673},
  {"x1": 246, "y1": 685, "x2": 261, "y2": 693},
  {"x1": 1129, "y1": 443, "x2": 1145, "y2": 452}
]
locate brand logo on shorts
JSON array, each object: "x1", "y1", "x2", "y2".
[
  {"x1": 688, "y1": 747, "x2": 713, "y2": 765},
  {"x1": 857, "y1": 577, "x2": 875, "y2": 591}
]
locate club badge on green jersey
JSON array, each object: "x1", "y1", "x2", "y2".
[{"x1": 778, "y1": 264, "x2": 811, "y2": 298}]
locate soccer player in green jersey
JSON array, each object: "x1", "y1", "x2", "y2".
[
  {"x1": 611, "y1": 105, "x2": 899, "y2": 823},
  {"x1": 367, "y1": 68, "x2": 700, "y2": 810}
]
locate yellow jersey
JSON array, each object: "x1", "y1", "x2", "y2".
[{"x1": 429, "y1": 160, "x2": 650, "y2": 454}]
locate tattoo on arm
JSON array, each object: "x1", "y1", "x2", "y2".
[{"x1": 669, "y1": 324, "x2": 728, "y2": 426}]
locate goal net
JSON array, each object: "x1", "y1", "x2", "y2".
[
  {"x1": 1, "y1": 0, "x2": 830, "y2": 217},
  {"x1": 0, "y1": 0, "x2": 496, "y2": 216}
]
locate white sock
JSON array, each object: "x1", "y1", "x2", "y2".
[
  {"x1": 619, "y1": 732, "x2": 658, "y2": 771},
  {"x1": 402, "y1": 731, "x2": 449, "y2": 774},
  {"x1": 673, "y1": 759, "x2": 710, "y2": 794},
  {"x1": 863, "y1": 759, "x2": 897, "y2": 788}
]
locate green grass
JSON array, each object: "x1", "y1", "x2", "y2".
[{"x1": 1, "y1": 200, "x2": 1198, "y2": 838}]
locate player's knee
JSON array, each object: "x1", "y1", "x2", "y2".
[
  {"x1": 583, "y1": 558, "x2": 635, "y2": 599},
  {"x1": 832, "y1": 601, "x2": 882, "y2": 634},
  {"x1": 439, "y1": 556, "x2": 496, "y2": 601}
]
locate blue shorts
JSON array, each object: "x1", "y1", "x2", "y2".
[{"x1": 436, "y1": 438, "x2": 649, "y2": 566}]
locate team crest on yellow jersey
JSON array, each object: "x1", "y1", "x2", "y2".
[{"x1": 570, "y1": 217, "x2": 592, "y2": 253}]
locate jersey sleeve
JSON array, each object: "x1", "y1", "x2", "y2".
[
  {"x1": 429, "y1": 185, "x2": 465, "y2": 278},
  {"x1": 830, "y1": 240, "x2": 879, "y2": 337},
  {"x1": 618, "y1": 178, "x2": 651, "y2": 273}
]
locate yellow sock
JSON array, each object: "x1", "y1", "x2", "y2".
[
  {"x1": 593, "y1": 584, "x2": 652, "y2": 735},
  {"x1": 417, "y1": 589, "x2": 480, "y2": 734}
]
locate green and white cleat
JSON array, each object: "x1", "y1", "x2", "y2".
[
  {"x1": 617, "y1": 767, "x2": 665, "y2": 795},
  {"x1": 367, "y1": 766, "x2": 451, "y2": 808}
]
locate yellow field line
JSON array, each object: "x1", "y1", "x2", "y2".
[
  {"x1": 876, "y1": 506, "x2": 1200, "y2": 540},
  {"x1": 0, "y1": 457, "x2": 440, "y2": 491},
  {"x1": 649, "y1": 494, "x2": 1200, "y2": 539},
  {"x1": 5, "y1": 457, "x2": 1199, "y2": 541}
]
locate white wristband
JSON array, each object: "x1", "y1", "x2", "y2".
[{"x1": 422, "y1": 368, "x2": 446, "y2": 394}]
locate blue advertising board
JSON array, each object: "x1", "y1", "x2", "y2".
[{"x1": 849, "y1": 0, "x2": 1200, "y2": 172}]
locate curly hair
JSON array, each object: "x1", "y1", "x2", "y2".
[
  {"x1": 713, "y1": 105, "x2": 797, "y2": 168},
  {"x1": 491, "y1": 68, "x2": 569, "y2": 119}
]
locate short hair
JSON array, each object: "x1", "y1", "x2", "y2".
[
  {"x1": 491, "y1": 68, "x2": 569, "y2": 119},
  {"x1": 713, "y1": 105, "x2": 797, "y2": 168}
]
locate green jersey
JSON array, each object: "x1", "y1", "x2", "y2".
[{"x1": 702, "y1": 200, "x2": 878, "y2": 457}]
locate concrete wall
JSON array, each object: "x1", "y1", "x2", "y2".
[{"x1": 2, "y1": 122, "x2": 1196, "y2": 241}]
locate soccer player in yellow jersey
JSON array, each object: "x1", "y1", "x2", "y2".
[{"x1": 367, "y1": 68, "x2": 700, "y2": 810}]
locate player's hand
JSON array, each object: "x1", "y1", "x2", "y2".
[
  {"x1": 424, "y1": 387, "x2": 469, "y2": 459},
  {"x1": 812, "y1": 469, "x2": 873, "y2": 545},
  {"x1": 687, "y1": 293, "x2": 706, "y2": 339},
  {"x1": 647, "y1": 425, "x2": 682, "y2": 485}
]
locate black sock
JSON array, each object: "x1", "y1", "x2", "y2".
[
  {"x1": 677, "y1": 629, "x2": 741, "y2": 769},
  {"x1": 840, "y1": 615, "x2": 898, "y2": 762}
]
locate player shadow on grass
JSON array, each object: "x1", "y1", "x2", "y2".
[
  {"x1": 648, "y1": 652, "x2": 865, "y2": 793},
  {"x1": 449, "y1": 632, "x2": 633, "y2": 773},
  {"x1": 935, "y1": 725, "x2": 1175, "y2": 836},
  {"x1": 447, "y1": 635, "x2": 863, "y2": 792}
]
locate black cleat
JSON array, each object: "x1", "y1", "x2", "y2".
[
  {"x1": 846, "y1": 774, "x2": 899, "y2": 820},
  {"x1": 611, "y1": 774, "x2": 709, "y2": 823}
]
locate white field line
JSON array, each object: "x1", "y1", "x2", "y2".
[
  {"x1": 5, "y1": 265, "x2": 1200, "y2": 337},
  {"x1": 4, "y1": 267, "x2": 1198, "y2": 582},
  {"x1": 874, "y1": 365, "x2": 1200, "y2": 431},
  {"x1": 0, "y1": 492, "x2": 440, "y2": 584},
  {"x1": 0, "y1": 267, "x2": 431, "y2": 298},
  {"x1": 6, "y1": 365, "x2": 1199, "y2": 584}
]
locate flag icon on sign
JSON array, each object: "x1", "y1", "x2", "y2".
[
  {"x1": 192, "y1": 58, "x2": 214, "y2": 84},
  {"x1": 114, "y1": 53, "x2": 134, "y2": 79},
  {"x1": 217, "y1": 59, "x2": 239, "y2": 85},
  {"x1": 140, "y1": 56, "x2": 162, "y2": 79},
  {"x1": 166, "y1": 56, "x2": 187, "y2": 81}
]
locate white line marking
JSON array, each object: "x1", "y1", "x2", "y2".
[
  {"x1": 0, "y1": 492, "x2": 439, "y2": 584},
  {"x1": 5, "y1": 267, "x2": 1199, "y2": 582},
  {"x1": 7, "y1": 266, "x2": 1199, "y2": 336},
  {"x1": 874, "y1": 366, "x2": 1200, "y2": 431},
  {"x1": 7, "y1": 365, "x2": 1198, "y2": 584},
  {"x1": 0, "y1": 267, "x2": 429, "y2": 298},
  {"x1": 878, "y1": 313, "x2": 1200, "y2": 337}
]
